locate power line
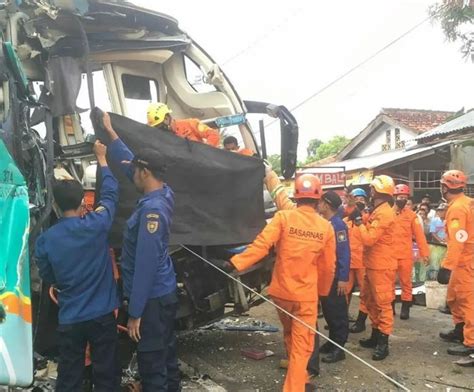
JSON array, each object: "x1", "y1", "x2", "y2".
[
  {"x1": 265, "y1": 9, "x2": 445, "y2": 128},
  {"x1": 221, "y1": 8, "x2": 302, "y2": 66}
]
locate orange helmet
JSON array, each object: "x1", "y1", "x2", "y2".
[
  {"x1": 440, "y1": 170, "x2": 467, "y2": 189},
  {"x1": 294, "y1": 174, "x2": 322, "y2": 200},
  {"x1": 371, "y1": 175, "x2": 395, "y2": 196},
  {"x1": 394, "y1": 184, "x2": 410, "y2": 196}
]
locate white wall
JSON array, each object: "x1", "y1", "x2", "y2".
[{"x1": 350, "y1": 122, "x2": 417, "y2": 158}]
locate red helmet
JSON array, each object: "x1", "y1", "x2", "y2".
[
  {"x1": 440, "y1": 170, "x2": 467, "y2": 190},
  {"x1": 394, "y1": 184, "x2": 410, "y2": 196},
  {"x1": 294, "y1": 174, "x2": 322, "y2": 200}
]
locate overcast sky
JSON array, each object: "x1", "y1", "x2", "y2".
[{"x1": 132, "y1": 0, "x2": 473, "y2": 158}]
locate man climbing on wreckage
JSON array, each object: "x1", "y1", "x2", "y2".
[
  {"x1": 102, "y1": 112, "x2": 181, "y2": 391},
  {"x1": 146, "y1": 102, "x2": 220, "y2": 147},
  {"x1": 225, "y1": 173, "x2": 336, "y2": 391}
]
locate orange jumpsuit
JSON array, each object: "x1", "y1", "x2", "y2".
[
  {"x1": 231, "y1": 206, "x2": 336, "y2": 392},
  {"x1": 392, "y1": 207, "x2": 429, "y2": 301},
  {"x1": 171, "y1": 118, "x2": 220, "y2": 147},
  {"x1": 236, "y1": 148, "x2": 254, "y2": 156},
  {"x1": 441, "y1": 194, "x2": 474, "y2": 347},
  {"x1": 357, "y1": 202, "x2": 397, "y2": 335},
  {"x1": 345, "y1": 217, "x2": 367, "y2": 314}
]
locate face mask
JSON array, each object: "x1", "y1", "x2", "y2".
[
  {"x1": 395, "y1": 199, "x2": 407, "y2": 209},
  {"x1": 356, "y1": 202, "x2": 366, "y2": 211}
]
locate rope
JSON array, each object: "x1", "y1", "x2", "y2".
[{"x1": 181, "y1": 245, "x2": 410, "y2": 392}]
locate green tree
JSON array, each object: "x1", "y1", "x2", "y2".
[
  {"x1": 306, "y1": 138, "x2": 323, "y2": 160},
  {"x1": 430, "y1": 1, "x2": 474, "y2": 59},
  {"x1": 305, "y1": 135, "x2": 351, "y2": 164},
  {"x1": 267, "y1": 154, "x2": 282, "y2": 176}
]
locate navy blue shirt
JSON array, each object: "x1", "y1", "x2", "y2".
[
  {"x1": 108, "y1": 138, "x2": 177, "y2": 319},
  {"x1": 329, "y1": 214, "x2": 350, "y2": 282},
  {"x1": 35, "y1": 167, "x2": 119, "y2": 324}
]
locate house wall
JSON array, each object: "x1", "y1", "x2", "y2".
[{"x1": 349, "y1": 122, "x2": 417, "y2": 158}]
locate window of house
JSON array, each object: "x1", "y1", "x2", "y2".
[
  {"x1": 394, "y1": 128, "x2": 405, "y2": 149},
  {"x1": 413, "y1": 170, "x2": 443, "y2": 190},
  {"x1": 121, "y1": 74, "x2": 159, "y2": 124},
  {"x1": 184, "y1": 55, "x2": 217, "y2": 94}
]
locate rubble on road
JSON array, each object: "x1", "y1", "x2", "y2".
[{"x1": 202, "y1": 317, "x2": 279, "y2": 332}]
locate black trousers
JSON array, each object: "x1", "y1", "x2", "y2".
[
  {"x1": 137, "y1": 293, "x2": 181, "y2": 392},
  {"x1": 308, "y1": 279, "x2": 349, "y2": 365},
  {"x1": 56, "y1": 312, "x2": 120, "y2": 392}
]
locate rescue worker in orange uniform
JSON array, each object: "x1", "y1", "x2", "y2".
[
  {"x1": 146, "y1": 102, "x2": 220, "y2": 147},
  {"x1": 437, "y1": 170, "x2": 474, "y2": 356},
  {"x1": 345, "y1": 188, "x2": 369, "y2": 333},
  {"x1": 228, "y1": 174, "x2": 336, "y2": 392},
  {"x1": 392, "y1": 184, "x2": 430, "y2": 320},
  {"x1": 355, "y1": 175, "x2": 396, "y2": 361},
  {"x1": 223, "y1": 136, "x2": 255, "y2": 156}
]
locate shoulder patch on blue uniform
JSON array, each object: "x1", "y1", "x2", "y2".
[
  {"x1": 337, "y1": 231, "x2": 347, "y2": 242},
  {"x1": 146, "y1": 213, "x2": 160, "y2": 219},
  {"x1": 94, "y1": 206, "x2": 105, "y2": 213},
  {"x1": 147, "y1": 220, "x2": 159, "y2": 233}
]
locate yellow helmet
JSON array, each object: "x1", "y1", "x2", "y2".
[
  {"x1": 146, "y1": 102, "x2": 172, "y2": 127},
  {"x1": 371, "y1": 175, "x2": 395, "y2": 196}
]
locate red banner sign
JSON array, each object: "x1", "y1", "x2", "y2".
[{"x1": 312, "y1": 172, "x2": 345, "y2": 187}]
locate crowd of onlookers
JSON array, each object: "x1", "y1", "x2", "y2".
[{"x1": 409, "y1": 194, "x2": 447, "y2": 245}]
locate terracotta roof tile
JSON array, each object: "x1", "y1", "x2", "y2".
[{"x1": 381, "y1": 108, "x2": 455, "y2": 133}]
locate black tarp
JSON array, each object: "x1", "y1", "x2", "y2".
[{"x1": 93, "y1": 112, "x2": 266, "y2": 247}]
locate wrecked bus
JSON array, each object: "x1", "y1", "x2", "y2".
[{"x1": 0, "y1": 0, "x2": 298, "y2": 386}]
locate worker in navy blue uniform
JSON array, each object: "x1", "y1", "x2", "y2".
[
  {"x1": 102, "y1": 112, "x2": 180, "y2": 392},
  {"x1": 308, "y1": 191, "x2": 350, "y2": 368},
  {"x1": 35, "y1": 141, "x2": 120, "y2": 392}
]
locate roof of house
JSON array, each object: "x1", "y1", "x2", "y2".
[
  {"x1": 337, "y1": 108, "x2": 455, "y2": 160},
  {"x1": 415, "y1": 109, "x2": 474, "y2": 143},
  {"x1": 381, "y1": 108, "x2": 455, "y2": 133},
  {"x1": 305, "y1": 154, "x2": 338, "y2": 167},
  {"x1": 319, "y1": 139, "x2": 453, "y2": 173}
]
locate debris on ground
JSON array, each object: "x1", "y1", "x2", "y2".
[
  {"x1": 202, "y1": 317, "x2": 279, "y2": 332},
  {"x1": 454, "y1": 354, "x2": 474, "y2": 367},
  {"x1": 240, "y1": 348, "x2": 275, "y2": 360}
]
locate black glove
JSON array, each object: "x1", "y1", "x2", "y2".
[
  {"x1": 211, "y1": 259, "x2": 237, "y2": 274},
  {"x1": 437, "y1": 267, "x2": 451, "y2": 285},
  {"x1": 354, "y1": 216, "x2": 363, "y2": 226},
  {"x1": 349, "y1": 208, "x2": 361, "y2": 222}
]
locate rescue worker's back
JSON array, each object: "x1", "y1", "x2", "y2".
[{"x1": 232, "y1": 205, "x2": 336, "y2": 300}]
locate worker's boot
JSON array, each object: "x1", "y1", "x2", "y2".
[
  {"x1": 349, "y1": 311, "x2": 367, "y2": 333},
  {"x1": 372, "y1": 332, "x2": 389, "y2": 361},
  {"x1": 400, "y1": 301, "x2": 411, "y2": 320},
  {"x1": 440, "y1": 322, "x2": 464, "y2": 343},
  {"x1": 359, "y1": 328, "x2": 379, "y2": 348}
]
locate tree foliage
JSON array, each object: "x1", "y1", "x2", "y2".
[
  {"x1": 430, "y1": 1, "x2": 474, "y2": 59},
  {"x1": 267, "y1": 154, "x2": 282, "y2": 176},
  {"x1": 305, "y1": 135, "x2": 351, "y2": 164},
  {"x1": 306, "y1": 138, "x2": 323, "y2": 160}
]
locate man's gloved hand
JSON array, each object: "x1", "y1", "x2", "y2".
[
  {"x1": 437, "y1": 267, "x2": 451, "y2": 285},
  {"x1": 354, "y1": 216, "x2": 363, "y2": 226},
  {"x1": 348, "y1": 208, "x2": 361, "y2": 222},
  {"x1": 211, "y1": 259, "x2": 237, "y2": 274},
  {"x1": 263, "y1": 160, "x2": 273, "y2": 176}
]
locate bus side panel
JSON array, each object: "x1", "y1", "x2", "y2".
[{"x1": 0, "y1": 140, "x2": 33, "y2": 387}]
